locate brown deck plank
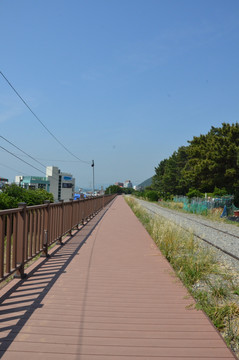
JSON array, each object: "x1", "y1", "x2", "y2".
[{"x1": 0, "y1": 196, "x2": 236, "y2": 359}]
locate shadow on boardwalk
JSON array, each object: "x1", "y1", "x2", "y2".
[
  {"x1": 0, "y1": 205, "x2": 110, "y2": 358},
  {"x1": 0, "y1": 196, "x2": 236, "y2": 360}
]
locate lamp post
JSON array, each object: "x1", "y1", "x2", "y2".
[{"x1": 91, "y1": 160, "x2": 95, "y2": 195}]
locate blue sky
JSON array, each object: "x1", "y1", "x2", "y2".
[{"x1": 0, "y1": 0, "x2": 239, "y2": 189}]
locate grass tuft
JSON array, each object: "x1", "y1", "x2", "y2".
[{"x1": 125, "y1": 196, "x2": 239, "y2": 358}]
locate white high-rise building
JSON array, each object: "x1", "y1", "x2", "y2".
[{"x1": 46, "y1": 166, "x2": 75, "y2": 202}]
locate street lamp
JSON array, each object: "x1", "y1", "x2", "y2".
[{"x1": 91, "y1": 160, "x2": 95, "y2": 195}]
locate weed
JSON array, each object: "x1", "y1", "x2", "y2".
[
  {"x1": 205, "y1": 279, "x2": 231, "y2": 300},
  {"x1": 158, "y1": 199, "x2": 239, "y2": 227},
  {"x1": 125, "y1": 196, "x2": 239, "y2": 358}
]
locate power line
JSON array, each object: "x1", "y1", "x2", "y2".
[
  {"x1": 0, "y1": 162, "x2": 29, "y2": 177},
  {"x1": 0, "y1": 145, "x2": 61, "y2": 183},
  {"x1": 0, "y1": 145, "x2": 46, "y2": 175},
  {"x1": 0, "y1": 71, "x2": 91, "y2": 165},
  {"x1": 9, "y1": 154, "x2": 85, "y2": 163},
  {"x1": 36, "y1": 159, "x2": 85, "y2": 163},
  {"x1": 0, "y1": 138, "x2": 77, "y2": 185},
  {"x1": 0, "y1": 146, "x2": 67, "y2": 184},
  {"x1": 0, "y1": 135, "x2": 46, "y2": 169}
]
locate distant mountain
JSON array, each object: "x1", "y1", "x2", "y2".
[{"x1": 137, "y1": 176, "x2": 153, "y2": 189}]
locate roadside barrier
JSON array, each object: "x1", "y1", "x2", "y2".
[{"x1": 0, "y1": 194, "x2": 116, "y2": 282}]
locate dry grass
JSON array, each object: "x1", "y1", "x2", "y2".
[
  {"x1": 125, "y1": 196, "x2": 239, "y2": 358},
  {"x1": 158, "y1": 200, "x2": 239, "y2": 226}
]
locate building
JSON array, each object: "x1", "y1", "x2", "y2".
[
  {"x1": 0, "y1": 177, "x2": 8, "y2": 189},
  {"x1": 46, "y1": 166, "x2": 75, "y2": 202},
  {"x1": 133, "y1": 185, "x2": 143, "y2": 191},
  {"x1": 15, "y1": 166, "x2": 75, "y2": 202},
  {"x1": 124, "y1": 180, "x2": 133, "y2": 188},
  {"x1": 15, "y1": 176, "x2": 50, "y2": 191},
  {"x1": 115, "y1": 182, "x2": 124, "y2": 187}
]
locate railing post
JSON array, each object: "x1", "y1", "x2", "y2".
[
  {"x1": 90, "y1": 197, "x2": 94, "y2": 219},
  {"x1": 81, "y1": 198, "x2": 85, "y2": 225},
  {"x1": 69, "y1": 198, "x2": 73, "y2": 236},
  {"x1": 77, "y1": 198, "x2": 81, "y2": 229},
  {"x1": 57, "y1": 200, "x2": 64, "y2": 245},
  {"x1": 93, "y1": 196, "x2": 96, "y2": 215},
  {"x1": 14, "y1": 203, "x2": 27, "y2": 279},
  {"x1": 0, "y1": 215, "x2": 5, "y2": 279},
  {"x1": 41, "y1": 201, "x2": 50, "y2": 258}
]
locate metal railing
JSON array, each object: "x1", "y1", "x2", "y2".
[{"x1": 0, "y1": 194, "x2": 116, "y2": 282}]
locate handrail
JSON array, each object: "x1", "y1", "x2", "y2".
[{"x1": 0, "y1": 194, "x2": 116, "y2": 282}]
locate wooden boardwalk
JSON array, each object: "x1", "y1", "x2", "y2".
[{"x1": 0, "y1": 196, "x2": 236, "y2": 359}]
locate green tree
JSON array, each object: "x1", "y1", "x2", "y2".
[
  {"x1": 0, "y1": 184, "x2": 54, "y2": 210},
  {"x1": 152, "y1": 146, "x2": 188, "y2": 196},
  {"x1": 211, "y1": 187, "x2": 228, "y2": 197},
  {"x1": 144, "y1": 190, "x2": 159, "y2": 201},
  {"x1": 183, "y1": 123, "x2": 239, "y2": 199},
  {"x1": 105, "y1": 185, "x2": 123, "y2": 195},
  {"x1": 152, "y1": 123, "x2": 239, "y2": 205},
  {"x1": 186, "y1": 188, "x2": 204, "y2": 199},
  {"x1": 0, "y1": 193, "x2": 17, "y2": 210},
  {"x1": 122, "y1": 187, "x2": 134, "y2": 194},
  {"x1": 152, "y1": 158, "x2": 168, "y2": 191}
]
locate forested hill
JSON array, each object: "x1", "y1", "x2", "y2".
[
  {"x1": 138, "y1": 177, "x2": 153, "y2": 189},
  {"x1": 152, "y1": 123, "x2": 239, "y2": 204}
]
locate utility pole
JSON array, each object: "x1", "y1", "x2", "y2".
[{"x1": 91, "y1": 160, "x2": 95, "y2": 195}]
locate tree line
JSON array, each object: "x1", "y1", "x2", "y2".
[
  {"x1": 0, "y1": 184, "x2": 54, "y2": 210},
  {"x1": 151, "y1": 123, "x2": 239, "y2": 204},
  {"x1": 105, "y1": 185, "x2": 133, "y2": 195}
]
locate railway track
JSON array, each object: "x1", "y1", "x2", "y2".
[{"x1": 135, "y1": 198, "x2": 239, "y2": 263}]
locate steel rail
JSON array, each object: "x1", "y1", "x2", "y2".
[{"x1": 140, "y1": 202, "x2": 239, "y2": 262}]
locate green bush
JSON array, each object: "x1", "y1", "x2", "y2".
[
  {"x1": 211, "y1": 187, "x2": 228, "y2": 197},
  {"x1": 134, "y1": 190, "x2": 145, "y2": 198},
  {"x1": 144, "y1": 190, "x2": 159, "y2": 202},
  {"x1": 0, "y1": 193, "x2": 18, "y2": 209},
  {"x1": 105, "y1": 185, "x2": 123, "y2": 195},
  {"x1": 0, "y1": 184, "x2": 54, "y2": 210},
  {"x1": 186, "y1": 188, "x2": 204, "y2": 199}
]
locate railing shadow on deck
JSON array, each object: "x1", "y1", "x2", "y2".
[{"x1": 0, "y1": 202, "x2": 113, "y2": 356}]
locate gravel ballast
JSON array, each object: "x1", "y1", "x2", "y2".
[{"x1": 133, "y1": 198, "x2": 239, "y2": 274}]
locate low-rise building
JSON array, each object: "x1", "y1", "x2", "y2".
[
  {"x1": 124, "y1": 180, "x2": 133, "y2": 188},
  {"x1": 15, "y1": 176, "x2": 50, "y2": 191},
  {"x1": 15, "y1": 166, "x2": 75, "y2": 202},
  {"x1": 115, "y1": 182, "x2": 124, "y2": 187},
  {"x1": 0, "y1": 177, "x2": 8, "y2": 189},
  {"x1": 133, "y1": 185, "x2": 143, "y2": 191}
]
